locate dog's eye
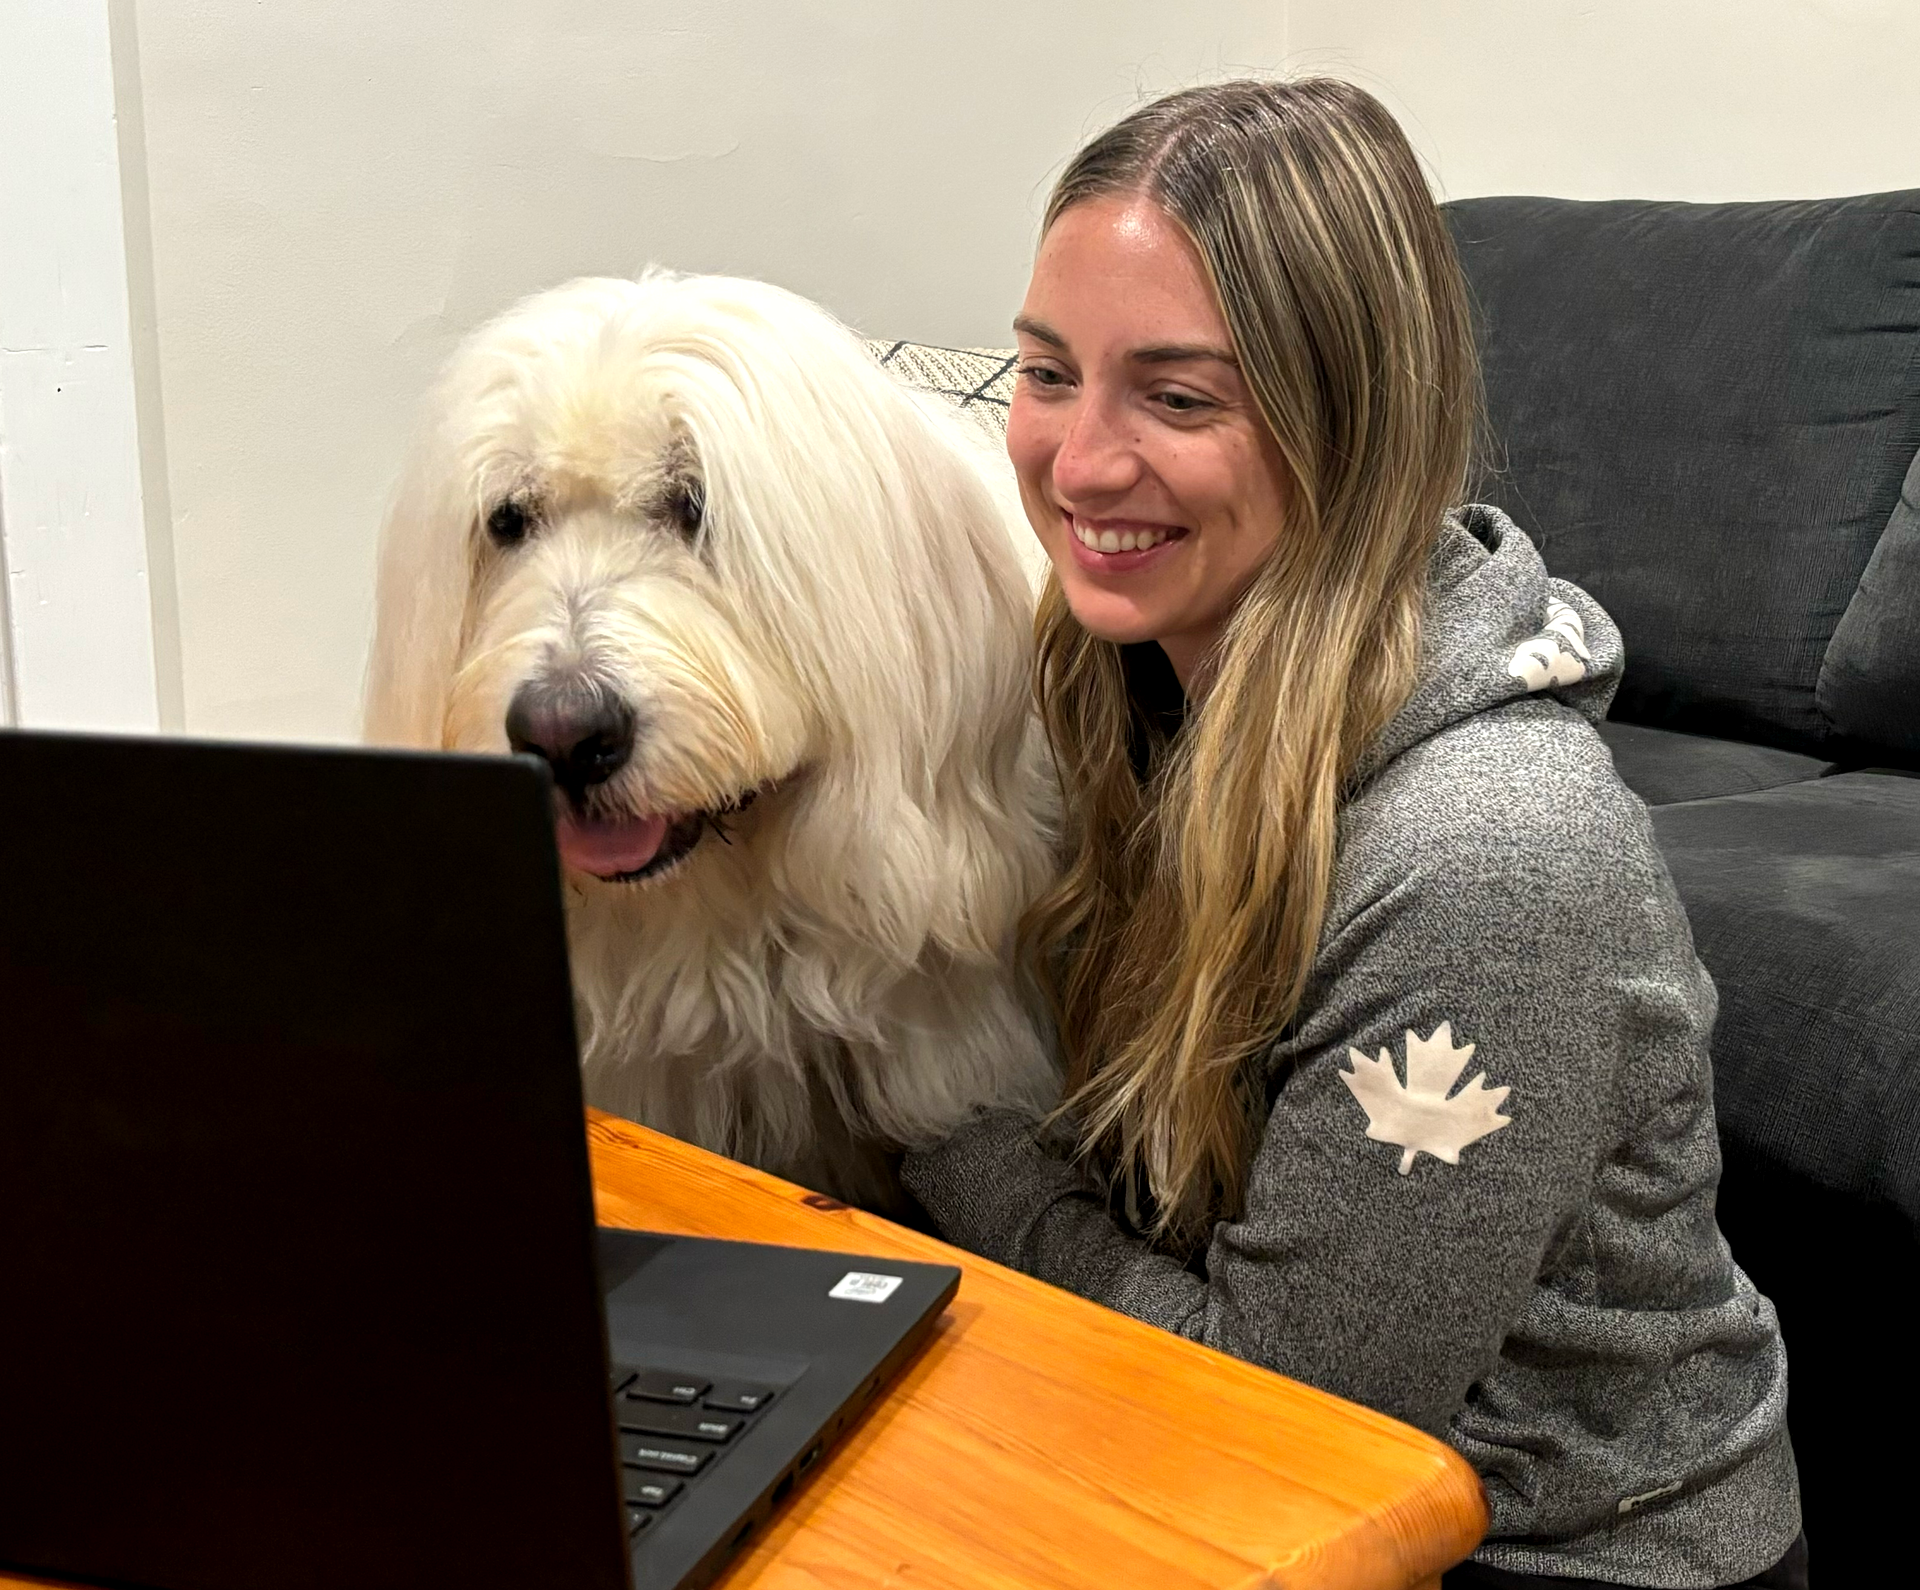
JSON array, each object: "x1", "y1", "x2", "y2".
[
  {"x1": 486, "y1": 500, "x2": 533, "y2": 547},
  {"x1": 666, "y1": 479, "x2": 704, "y2": 540}
]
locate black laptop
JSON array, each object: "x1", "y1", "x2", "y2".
[{"x1": 0, "y1": 730, "x2": 957, "y2": 1590}]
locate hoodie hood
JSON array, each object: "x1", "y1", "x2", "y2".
[{"x1": 1355, "y1": 505, "x2": 1624, "y2": 784}]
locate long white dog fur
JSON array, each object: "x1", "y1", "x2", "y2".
[{"x1": 364, "y1": 273, "x2": 1058, "y2": 1209}]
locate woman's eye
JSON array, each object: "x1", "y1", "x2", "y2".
[
  {"x1": 1016, "y1": 362, "x2": 1070, "y2": 389},
  {"x1": 1154, "y1": 389, "x2": 1211, "y2": 414},
  {"x1": 486, "y1": 500, "x2": 533, "y2": 546}
]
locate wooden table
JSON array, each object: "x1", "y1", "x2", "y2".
[
  {"x1": 2, "y1": 1112, "x2": 1487, "y2": 1590},
  {"x1": 593, "y1": 1113, "x2": 1485, "y2": 1590}
]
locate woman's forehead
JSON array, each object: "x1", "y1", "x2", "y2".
[{"x1": 1021, "y1": 196, "x2": 1232, "y2": 354}]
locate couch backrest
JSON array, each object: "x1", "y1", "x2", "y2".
[{"x1": 1446, "y1": 192, "x2": 1920, "y2": 764}]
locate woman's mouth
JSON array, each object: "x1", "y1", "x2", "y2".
[{"x1": 1064, "y1": 514, "x2": 1188, "y2": 573}]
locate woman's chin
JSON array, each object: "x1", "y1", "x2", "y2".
[{"x1": 1055, "y1": 582, "x2": 1172, "y2": 649}]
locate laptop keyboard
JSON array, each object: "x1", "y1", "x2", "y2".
[{"x1": 609, "y1": 1362, "x2": 780, "y2": 1539}]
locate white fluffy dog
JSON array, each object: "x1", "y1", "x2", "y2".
[{"x1": 364, "y1": 273, "x2": 1058, "y2": 1210}]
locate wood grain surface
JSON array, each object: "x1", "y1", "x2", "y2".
[
  {"x1": 585, "y1": 1112, "x2": 1484, "y2": 1590},
  {"x1": 0, "y1": 1111, "x2": 1486, "y2": 1590}
]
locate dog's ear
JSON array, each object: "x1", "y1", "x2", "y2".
[
  {"x1": 709, "y1": 332, "x2": 1054, "y2": 969},
  {"x1": 362, "y1": 418, "x2": 473, "y2": 749}
]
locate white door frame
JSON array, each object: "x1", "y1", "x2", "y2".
[{"x1": 0, "y1": 0, "x2": 174, "y2": 732}]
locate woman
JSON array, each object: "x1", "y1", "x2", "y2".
[{"x1": 901, "y1": 78, "x2": 1805, "y2": 1588}]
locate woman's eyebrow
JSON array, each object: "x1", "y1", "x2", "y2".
[
  {"x1": 1012, "y1": 317, "x2": 1238, "y2": 370},
  {"x1": 1012, "y1": 317, "x2": 1239, "y2": 370},
  {"x1": 1131, "y1": 342, "x2": 1240, "y2": 368},
  {"x1": 1012, "y1": 315, "x2": 1066, "y2": 348}
]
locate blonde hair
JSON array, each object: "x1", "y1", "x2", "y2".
[{"x1": 1024, "y1": 77, "x2": 1481, "y2": 1247}]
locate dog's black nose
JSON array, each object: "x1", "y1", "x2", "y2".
[{"x1": 506, "y1": 679, "x2": 635, "y2": 800}]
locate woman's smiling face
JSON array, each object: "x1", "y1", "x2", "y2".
[{"x1": 1007, "y1": 195, "x2": 1291, "y2": 689}]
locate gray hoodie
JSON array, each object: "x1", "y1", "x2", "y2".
[{"x1": 902, "y1": 508, "x2": 1800, "y2": 1587}]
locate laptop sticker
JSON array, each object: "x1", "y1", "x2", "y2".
[{"x1": 829, "y1": 1271, "x2": 903, "y2": 1303}]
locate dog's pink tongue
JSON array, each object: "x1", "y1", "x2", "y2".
[{"x1": 556, "y1": 813, "x2": 669, "y2": 878}]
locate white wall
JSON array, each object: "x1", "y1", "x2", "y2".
[
  {"x1": 0, "y1": 0, "x2": 165, "y2": 732},
  {"x1": 1290, "y1": 0, "x2": 1920, "y2": 202},
  {"x1": 122, "y1": 0, "x2": 1920, "y2": 742},
  {"x1": 127, "y1": 1, "x2": 1286, "y2": 741}
]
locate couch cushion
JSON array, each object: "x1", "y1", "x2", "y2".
[
  {"x1": 1652, "y1": 771, "x2": 1920, "y2": 1581},
  {"x1": 870, "y1": 340, "x2": 1015, "y2": 437},
  {"x1": 1446, "y1": 192, "x2": 1920, "y2": 761},
  {"x1": 1710, "y1": 1136, "x2": 1917, "y2": 1587},
  {"x1": 1597, "y1": 721, "x2": 1833, "y2": 806},
  {"x1": 1648, "y1": 772, "x2": 1920, "y2": 1226},
  {"x1": 1821, "y1": 444, "x2": 1920, "y2": 757}
]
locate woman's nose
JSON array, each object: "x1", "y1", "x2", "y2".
[{"x1": 1049, "y1": 391, "x2": 1142, "y2": 502}]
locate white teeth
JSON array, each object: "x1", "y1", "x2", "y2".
[{"x1": 1072, "y1": 520, "x2": 1169, "y2": 553}]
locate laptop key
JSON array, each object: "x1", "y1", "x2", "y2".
[
  {"x1": 622, "y1": 1472, "x2": 683, "y2": 1508},
  {"x1": 628, "y1": 1370, "x2": 709, "y2": 1404},
  {"x1": 617, "y1": 1401, "x2": 742, "y2": 1443},
  {"x1": 609, "y1": 1363, "x2": 640, "y2": 1395},
  {"x1": 705, "y1": 1381, "x2": 776, "y2": 1413},
  {"x1": 619, "y1": 1435, "x2": 711, "y2": 1475},
  {"x1": 625, "y1": 1505, "x2": 652, "y2": 1537}
]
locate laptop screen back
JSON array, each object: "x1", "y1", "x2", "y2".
[{"x1": 0, "y1": 733, "x2": 629, "y2": 1590}]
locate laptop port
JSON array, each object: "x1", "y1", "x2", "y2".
[{"x1": 799, "y1": 1443, "x2": 822, "y2": 1472}]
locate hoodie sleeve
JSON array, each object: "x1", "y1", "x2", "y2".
[{"x1": 901, "y1": 703, "x2": 1716, "y2": 1437}]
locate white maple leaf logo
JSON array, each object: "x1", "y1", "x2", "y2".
[
  {"x1": 1507, "y1": 597, "x2": 1593, "y2": 691},
  {"x1": 1338, "y1": 1022, "x2": 1513, "y2": 1174}
]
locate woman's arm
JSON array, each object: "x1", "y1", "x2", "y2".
[{"x1": 904, "y1": 744, "x2": 1717, "y2": 1436}]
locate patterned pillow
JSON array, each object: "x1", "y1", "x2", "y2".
[{"x1": 867, "y1": 340, "x2": 1017, "y2": 439}]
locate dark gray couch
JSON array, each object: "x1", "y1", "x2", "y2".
[{"x1": 1446, "y1": 190, "x2": 1920, "y2": 1582}]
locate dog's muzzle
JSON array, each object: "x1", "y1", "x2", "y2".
[
  {"x1": 504, "y1": 672, "x2": 757, "y2": 885},
  {"x1": 505, "y1": 675, "x2": 671, "y2": 880},
  {"x1": 505, "y1": 675, "x2": 634, "y2": 803}
]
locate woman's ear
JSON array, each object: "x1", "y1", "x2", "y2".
[{"x1": 362, "y1": 427, "x2": 474, "y2": 749}]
